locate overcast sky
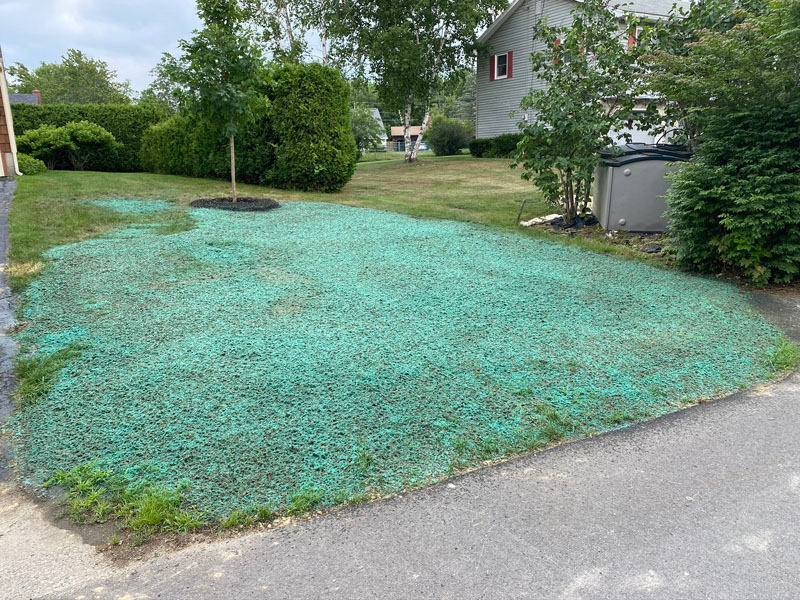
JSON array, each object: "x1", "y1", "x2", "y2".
[{"x1": 0, "y1": 0, "x2": 202, "y2": 93}]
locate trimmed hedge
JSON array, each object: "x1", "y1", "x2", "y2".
[
  {"x1": 11, "y1": 104, "x2": 165, "y2": 171},
  {"x1": 269, "y1": 63, "x2": 357, "y2": 192},
  {"x1": 469, "y1": 138, "x2": 493, "y2": 158},
  {"x1": 140, "y1": 63, "x2": 356, "y2": 192},
  {"x1": 17, "y1": 153, "x2": 47, "y2": 175},
  {"x1": 140, "y1": 104, "x2": 273, "y2": 185},
  {"x1": 469, "y1": 133, "x2": 524, "y2": 158}
]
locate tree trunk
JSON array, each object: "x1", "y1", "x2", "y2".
[
  {"x1": 409, "y1": 107, "x2": 431, "y2": 162},
  {"x1": 403, "y1": 97, "x2": 414, "y2": 162},
  {"x1": 230, "y1": 134, "x2": 238, "y2": 203},
  {"x1": 320, "y1": 16, "x2": 329, "y2": 66}
]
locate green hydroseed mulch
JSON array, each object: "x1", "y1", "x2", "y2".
[{"x1": 11, "y1": 200, "x2": 781, "y2": 516}]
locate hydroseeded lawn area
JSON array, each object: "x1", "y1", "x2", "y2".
[
  {"x1": 11, "y1": 198, "x2": 781, "y2": 517},
  {"x1": 7, "y1": 157, "x2": 550, "y2": 291}
]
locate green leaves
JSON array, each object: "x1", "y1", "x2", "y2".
[
  {"x1": 16, "y1": 121, "x2": 120, "y2": 171},
  {"x1": 516, "y1": 0, "x2": 645, "y2": 221},
  {"x1": 662, "y1": 1, "x2": 800, "y2": 285},
  {"x1": 170, "y1": 0, "x2": 264, "y2": 140}
]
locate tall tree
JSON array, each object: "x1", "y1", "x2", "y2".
[
  {"x1": 169, "y1": 0, "x2": 264, "y2": 202},
  {"x1": 138, "y1": 55, "x2": 183, "y2": 115},
  {"x1": 7, "y1": 49, "x2": 133, "y2": 104},
  {"x1": 330, "y1": 0, "x2": 505, "y2": 162},
  {"x1": 240, "y1": 0, "x2": 336, "y2": 63}
]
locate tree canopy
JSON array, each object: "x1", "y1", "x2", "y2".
[
  {"x1": 330, "y1": 0, "x2": 505, "y2": 162},
  {"x1": 8, "y1": 49, "x2": 134, "y2": 104}
]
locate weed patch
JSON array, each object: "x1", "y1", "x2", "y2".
[
  {"x1": 46, "y1": 463, "x2": 205, "y2": 537},
  {"x1": 287, "y1": 489, "x2": 324, "y2": 517},
  {"x1": 13, "y1": 344, "x2": 83, "y2": 409},
  {"x1": 770, "y1": 337, "x2": 800, "y2": 374}
]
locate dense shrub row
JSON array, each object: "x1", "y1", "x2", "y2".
[
  {"x1": 11, "y1": 104, "x2": 164, "y2": 171},
  {"x1": 469, "y1": 133, "x2": 524, "y2": 158},
  {"x1": 141, "y1": 63, "x2": 356, "y2": 192}
]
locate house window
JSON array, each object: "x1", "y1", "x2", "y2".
[
  {"x1": 495, "y1": 53, "x2": 508, "y2": 79},
  {"x1": 628, "y1": 27, "x2": 644, "y2": 47}
]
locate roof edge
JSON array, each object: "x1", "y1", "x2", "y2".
[{"x1": 478, "y1": 0, "x2": 527, "y2": 44}]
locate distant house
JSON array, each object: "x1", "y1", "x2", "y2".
[
  {"x1": 389, "y1": 126, "x2": 422, "y2": 152},
  {"x1": 370, "y1": 108, "x2": 388, "y2": 146},
  {"x1": 0, "y1": 49, "x2": 22, "y2": 177},
  {"x1": 9, "y1": 90, "x2": 42, "y2": 105},
  {"x1": 476, "y1": 0, "x2": 682, "y2": 143}
]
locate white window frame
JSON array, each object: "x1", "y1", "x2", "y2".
[{"x1": 494, "y1": 52, "x2": 509, "y2": 80}]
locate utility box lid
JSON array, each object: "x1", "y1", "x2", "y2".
[
  {"x1": 600, "y1": 143, "x2": 692, "y2": 166},
  {"x1": 593, "y1": 144, "x2": 692, "y2": 233}
]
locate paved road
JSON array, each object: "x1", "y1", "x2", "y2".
[{"x1": 51, "y1": 354, "x2": 800, "y2": 598}]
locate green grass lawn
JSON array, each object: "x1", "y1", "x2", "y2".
[{"x1": 7, "y1": 159, "x2": 790, "y2": 535}]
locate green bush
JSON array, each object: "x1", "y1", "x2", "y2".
[
  {"x1": 487, "y1": 133, "x2": 523, "y2": 158},
  {"x1": 666, "y1": 105, "x2": 800, "y2": 286},
  {"x1": 426, "y1": 115, "x2": 472, "y2": 156},
  {"x1": 268, "y1": 63, "x2": 357, "y2": 192},
  {"x1": 141, "y1": 63, "x2": 356, "y2": 192},
  {"x1": 16, "y1": 153, "x2": 47, "y2": 175},
  {"x1": 140, "y1": 100, "x2": 274, "y2": 186},
  {"x1": 469, "y1": 138, "x2": 493, "y2": 158},
  {"x1": 468, "y1": 134, "x2": 524, "y2": 158},
  {"x1": 10, "y1": 104, "x2": 165, "y2": 171},
  {"x1": 17, "y1": 121, "x2": 120, "y2": 171}
]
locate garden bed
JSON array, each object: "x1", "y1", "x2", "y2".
[{"x1": 9, "y1": 200, "x2": 783, "y2": 520}]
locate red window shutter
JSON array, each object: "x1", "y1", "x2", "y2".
[
  {"x1": 628, "y1": 29, "x2": 636, "y2": 47},
  {"x1": 553, "y1": 39, "x2": 561, "y2": 65},
  {"x1": 489, "y1": 55, "x2": 495, "y2": 81},
  {"x1": 507, "y1": 51, "x2": 513, "y2": 78}
]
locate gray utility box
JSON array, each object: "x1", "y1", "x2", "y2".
[{"x1": 593, "y1": 144, "x2": 692, "y2": 232}]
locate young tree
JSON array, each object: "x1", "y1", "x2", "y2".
[
  {"x1": 330, "y1": 0, "x2": 506, "y2": 163},
  {"x1": 170, "y1": 0, "x2": 264, "y2": 202},
  {"x1": 8, "y1": 49, "x2": 133, "y2": 104},
  {"x1": 514, "y1": 0, "x2": 646, "y2": 223}
]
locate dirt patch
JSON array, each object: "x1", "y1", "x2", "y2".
[
  {"x1": 523, "y1": 215, "x2": 674, "y2": 260},
  {"x1": 189, "y1": 197, "x2": 280, "y2": 212}
]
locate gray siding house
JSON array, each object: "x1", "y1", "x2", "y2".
[{"x1": 476, "y1": 0, "x2": 681, "y2": 141}]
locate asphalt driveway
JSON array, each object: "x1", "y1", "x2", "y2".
[{"x1": 48, "y1": 352, "x2": 800, "y2": 599}]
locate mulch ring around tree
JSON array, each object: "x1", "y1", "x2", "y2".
[{"x1": 190, "y1": 197, "x2": 280, "y2": 212}]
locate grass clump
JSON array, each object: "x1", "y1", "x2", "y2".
[
  {"x1": 770, "y1": 336, "x2": 800, "y2": 374},
  {"x1": 287, "y1": 488, "x2": 324, "y2": 517},
  {"x1": 13, "y1": 344, "x2": 83, "y2": 408},
  {"x1": 46, "y1": 463, "x2": 205, "y2": 539}
]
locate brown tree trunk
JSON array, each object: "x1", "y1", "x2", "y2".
[{"x1": 230, "y1": 135, "x2": 238, "y2": 203}]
